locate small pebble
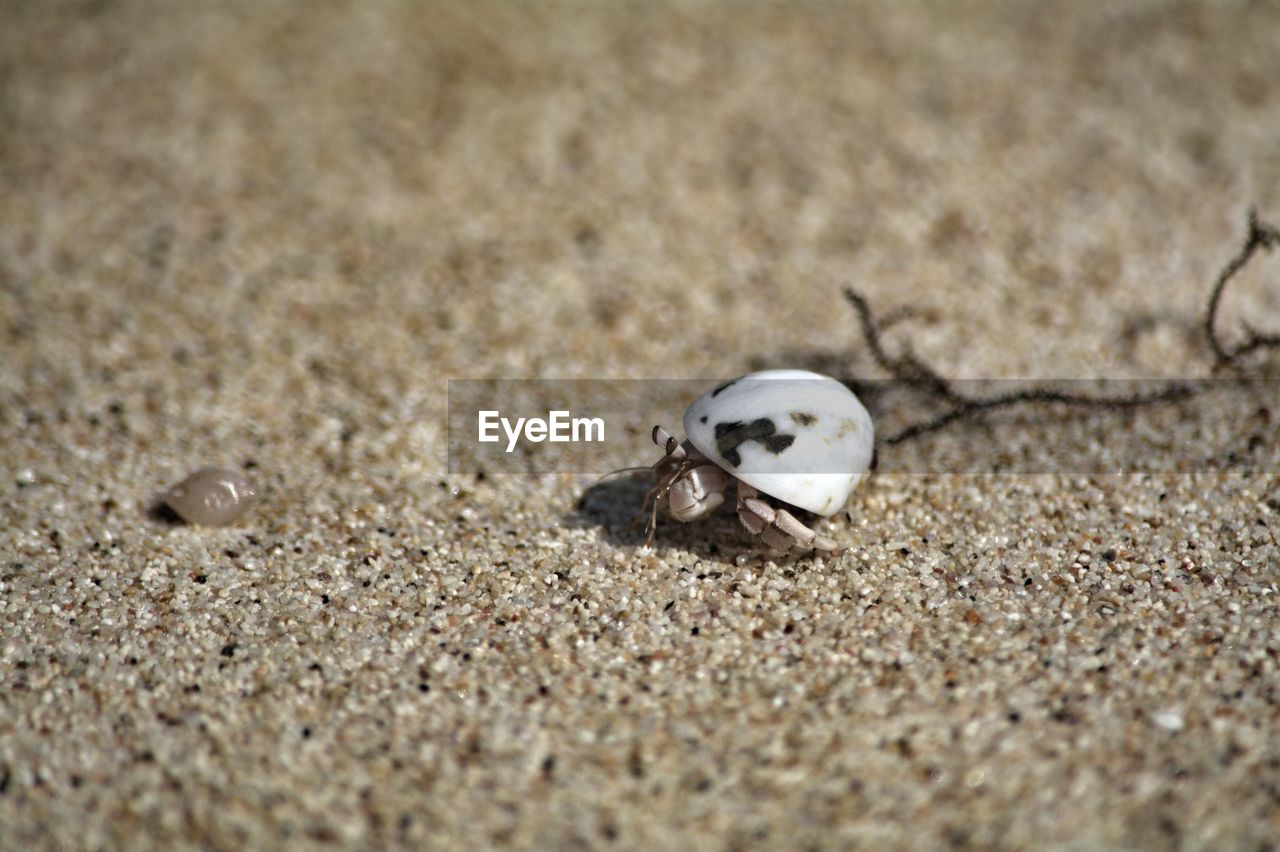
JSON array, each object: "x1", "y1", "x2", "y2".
[
  {"x1": 164, "y1": 467, "x2": 257, "y2": 526},
  {"x1": 1153, "y1": 709, "x2": 1185, "y2": 732}
]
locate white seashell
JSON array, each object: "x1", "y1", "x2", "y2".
[{"x1": 682, "y1": 370, "x2": 875, "y2": 516}]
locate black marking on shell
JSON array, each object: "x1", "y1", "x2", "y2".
[
  {"x1": 790, "y1": 412, "x2": 817, "y2": 426},
  {"x1": 713, "y1": 418, "x2": 795, "y2": 467},
  {"x1": 710, "y1": 380, "x2": 738, "y2": 398}
]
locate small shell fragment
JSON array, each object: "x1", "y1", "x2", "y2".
[{"x1": 164, "y1": 467, "x2": 256, "y2": 526}]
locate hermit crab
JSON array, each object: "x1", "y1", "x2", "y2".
[{"x1": 628, "y1": 369, "x2": 875, "y2": 553}]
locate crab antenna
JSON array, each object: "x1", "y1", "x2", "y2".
[
  {"x1": 599, "y1": 433, "x2": 686, "y2": 483},
  {"x1": 596, "y1": 465, "x2": 658, "y2": 482}
]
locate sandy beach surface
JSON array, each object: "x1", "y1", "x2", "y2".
[{"x1": 2, "y1": 2, "x2": 1279, "y2": 848}]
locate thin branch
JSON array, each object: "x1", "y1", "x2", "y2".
[
  {"x1": 1205, "y1": 209, "x2": 1280, "y2": 366},
  {"x1": 1231, "y1": 331, "x2": 1280, "y2": 361},
  {"x1": 883, "y1": 383, "x2": 1194, "y2": 445},
  {"x1": 844, "y1": 285, "x2": 1195, "y2": 442},
  {"x1": 843, "y1": 286, "x2": 962, "y2": 402},
  {"x1": 848, "y1": 302, "x2": 1192, "y2": 441},
  {"x1": 846, "y1": 209, "x2": 1277, "y2": 447}
]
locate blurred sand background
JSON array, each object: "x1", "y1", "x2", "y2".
[{"x1": 2, "y1": 1, "x2": 1279, "y2": 848}]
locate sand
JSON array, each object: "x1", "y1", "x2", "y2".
[{"x1": 2, "y1": 1, "x2": 1278, "y2": 848}]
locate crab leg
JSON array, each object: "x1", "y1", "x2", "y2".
[{"x1": 736, "y1": 482, "x2": 842, "y2": 553}]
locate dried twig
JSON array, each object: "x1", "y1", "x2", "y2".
[
  {"x1": 882, "y1": 383, "x2": 1193, "y2": 445},
  {"x1": 1205, "y1": 209, "x2": 1280, "y2": 367},
  {"x1": 846, "y1": 209, "x2": 1278, "y2": 445},
  {"x1": 843, "y1": 287, "x2": 962, "y2": 403}
]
